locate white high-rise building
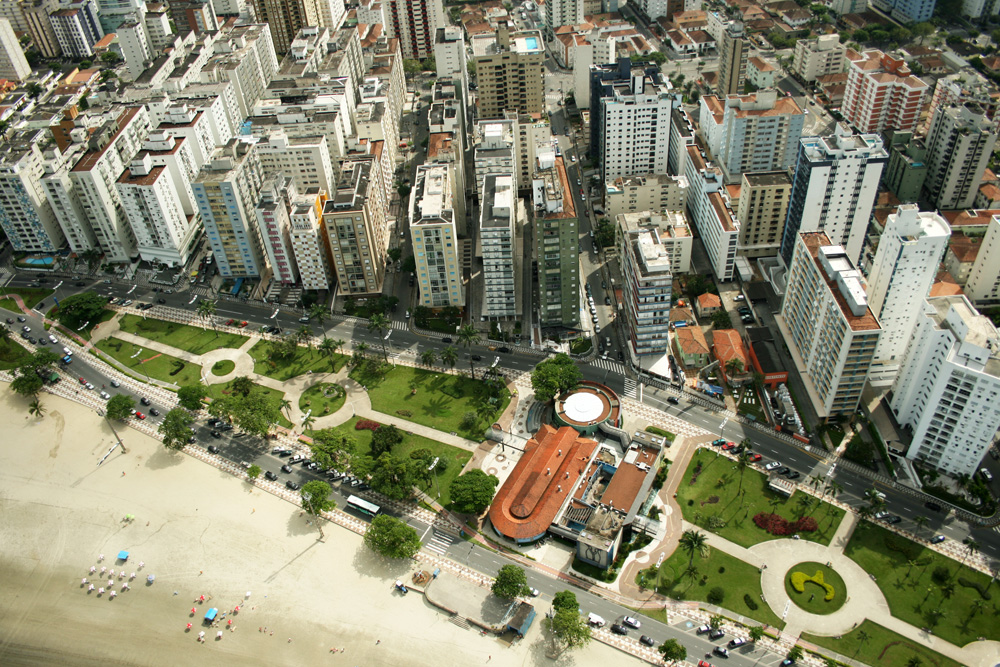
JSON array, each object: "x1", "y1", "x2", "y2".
[
  {"x1": 865, "y1": 204, "x2": 950, "y2": 386},
  {"x1": 116, "y1": 19, "x2": 152, "y2": 81},
  {"x1": 596, "y1": 66, "x2": 675, "y2": 182},
  {"x1": 254, "y1": 130, "x2": 336, "y2": 196},
  {"x1": 922, "y1": 102, "x2": 998, "y2": 211},
  {"x1": 473, "y1": 117, "x2": 519, "y2": 190},
  {"x1": 410, "y1": 163, "x2": 464, "y2": 308},
  {"x1": 890, "y1": 295, "x2": 1000, "y2": 476},
  {"x1": 543, "y1": 0, "x2": 582, "y2": 40},
  {"x1": 780, "y1": 126, "x2": 887, "y2": 267},
  {"x1": 255, "y1": 173, "x2": 299, "y2": 286},
  {"x1": 698, "y1": 90, "x2": 806, "y2": 183},
  {"x1": 965, "y1": 213, "x2": 1000, "y2": 308},
  {"x1": 116, "y1": 152, "x2": 198, "y2": 267},
  {"x1": 778, "y1": 233, "x2": 882, "y2": 418},
  {"x1": 0, "y1": 16, "x2": 30, "y2": 81},
  {"x1": 792, "y1": 34, "x2": 846, "y2": 83},
  {"x1": 289, "y1": 189, "x2": 331, "y2": 291},
  {"x1": 618, "y1": 212, "x2": 679, "y2": 357},
  {"x1": 480, "y1": 173, "x2": 521, "y2": 319},
  {"x1": 49, "y1": 0, "x2": 103, "y2": 59},
  {"x1": 434, "y1": 26, "x2": 468, "y2": 107},
  {"x1": 68, "y1": 106, "x2": 152, "y2": 262},
  {"x1": 0, "y1": 130, "x2": 66, "y2": 253}
]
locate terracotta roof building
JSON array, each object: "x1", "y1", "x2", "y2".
[
  {"x1": 713, "y1": 328, "x2": 750, "y2": 384},
  {"x1": 488, "y1": 425, "x2": 599, "y2": 543},
  {"x1": 673, "y1": 324, "x2": 710, "y2": 367},
  {"x1": 696, "y1": 291, "x2": 722, "y2": 317}
]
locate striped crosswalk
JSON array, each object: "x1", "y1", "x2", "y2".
[
  {"x1": 589, "y1": 356, "x2": 627, "y2": 375},
  {"x1": 391, "y1": 320, "x2": 409, "y2": 331},
  {"x1": 425, "y1": 528, "x2": 457, "y2": 555},
  {"x1": 623, "y1": 378, "x2": 638, "y2": 399}
]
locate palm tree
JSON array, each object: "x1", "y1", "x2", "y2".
[
  {"x1": 297, "y1": 324, "x2": 313, "y2": 350},
  {"x1": 319, "y1": 336, "x2": 336, "y2": 368},
  {"x1": 796, "y1": 494, "x2": 815, "y2": 517},
  {"x1": 301, "y1": 413, "x2": 316, "y2": 433},
  {"x1": 857, "y1": 504, "x2": 875, "y2": 522},
  {"x1": 853, "y1": 630, "x2": 871, "y2": 659},
  {"x1": 735, "y1": 448, "x2": 752, "y2": 494},
  {"x1": 724, "y1": 357, "x2": 744, "y2": 380},
  {"x1": 440, "y1": 345, "x2": 458, "y2": 369},
  {"x1": 332, "y1": 338, "x2": 346, "y2": 356},
  {"x1": 679, "y1": 529, "x2": 708, "y2": 571},
  {"x1": 906, "y1": 657, "x2": 923, "y2": 667},
  {"x1": 278, "y1": 397, "x2": 293, "y2": 421},
  {"x1": 913, "y1": 515, "x2": 929, "y2": 535},
  {"x1": 956, "y1": 473, "x2": 971, "y2": 491},
  {"x1": 420, "y1": 349, "x2": 437, "y2": 366},
  {"x1": 456, "y1": 324, "x2": 481, "y2": 379},
  {"x1": 196, "y1": 300, "x2": 217, "y2": 332},
  {"x1": 308, "y1": 303, "x2": 328, "y2": 329},
  {"x1": 28, "y1": 398, "x2": 45, "y2": 419},
  {"x1": 368, "y1": 313, "x2": 390, "y2": 361},
  {"x1": 960, "y1": 537, "x2": 980, "y2": 567},
  {"x1": 808, "y1": 474, "x2": 825, "y2": 494},
  {"x1": 355, "y1": 341, "x2": 369, "y2": 359},
  {"x1": 968, "y1": 598, "x2": 989, "y2": 620}
]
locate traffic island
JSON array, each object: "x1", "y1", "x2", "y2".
[{"x1": 783, "y1": 561, "x2": 846, "y2": 615}]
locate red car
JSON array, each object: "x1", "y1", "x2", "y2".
[
  {"x1": 79, "y1": 377, "x2": 87, "y2": 384},
  {"x1": 699, "y1": 661, "x2": 714, "y2": 667},
  {"x1": 751, "y1": 453, "x2": 762, "y2": 462},
  {"x1": 135, "y1": 412, "x2": 146, "y2": 420},
  {"x1": 239, "y1": 321, "x2": 248, "y2": 327},
  {"x1": 721, "y1": 442, "x2": 736, "y2": 450},
  {"x1": 225, "y1": 319, "x2": 235, "y2": 325}
]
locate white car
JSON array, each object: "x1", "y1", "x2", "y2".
[
  {"x1": 48, "y1": 334, "x2": 58, "y2": 344},
  {"x1": 100, "y1": 391, "x2": 111, "y2": 400},
  {"x1": 622, "y1": 616, "x2": 641, "y2": 629},
  {"x1": 529, "y1": 587, "x2": 540, "y2": 597},
  {"x1": 764, "y1": 461, "x2": 781, "y2": 471},
  {"x1": 85, "y1": 383, "x2": 95, "y2": 390}
]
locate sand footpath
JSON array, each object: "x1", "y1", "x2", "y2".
[{"x1": 0, "y1": 389, "x2": 645, "y2": 667}]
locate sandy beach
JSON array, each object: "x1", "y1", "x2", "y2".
[{"x1": 0, "y1": 388, "x2": 647, "y2": 667}]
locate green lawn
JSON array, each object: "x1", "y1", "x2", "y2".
[
  {"x1": 206, "y1": 380, "x2": 293, "y2": 429},
  {"x1": 117, "y1": 314, "x2": 248, "y2": 354},
  {"x1": 803, "y1": 620, "x2": 964, "y2": 667},
  {"x1": 638, "y1": 545, "x2": 784, "y2": 628},
  {"x1": 844, "y1": 520, "x2": 1000, "y2": 645},
  {"x1": 783, "y1": 561, "x2": 846, "y2": 615},
  {"x1": 322, "y1": 415, "x2": 472, "y2": 506},
  {"x1": 676, "y1": 450, "x2": 845, "y2": 548},
  {"x1": 210, "y1": 360, "x2": 235, "y2": 376},
  {"x1": 736, "y1": 388, "x2": 766, "y2": 422},
  {"x1": 0, "y1": 287, "x2": 53, "y2": 312},
  {"x1": 352, "y1": 364, "x2": 510, "y2": 440},
  {"x1": 95, "y1": 337, "x2": 203, "y2": 386},
  {"x1": 247, "y1": 339, "x2": 348, "y2": 381},
  {"x1": 299, "y1": 382, "x2": 346, "y2": 417},
  {"x1": 0, "y1": 338, "x2": 31, "y2": 370}
]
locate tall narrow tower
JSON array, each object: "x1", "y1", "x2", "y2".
[{"x1": 717, "y1": 21, "x2": 748, "y2": 97}]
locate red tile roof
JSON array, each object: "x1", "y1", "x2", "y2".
[
  {"x1": 488, "y1": 425, "x2": 598, "y2": 541},
  {"x1": 674, "y1": 326, "x2": 709, "y2": 356},
  {"x1": 713, "y1": 329, "x2": 747, "y2": 370},
  {"x1": 698, "y1": 292, "x2": 721, "y2": 309}
]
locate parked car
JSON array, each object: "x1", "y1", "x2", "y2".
[
  {"x1": 286, "y1": 480, "x2": 300, "y2": 490},
  {"x1": 712, "y1": 439, "x2": 726, "y2": 447},
  {"x1": 264, "y1": 471, "x2": 278, "y2": 481},
  {"x1": 764, "y1": 461, "x2": 781, "y2": 471},
  {"x1": 696, "y1": 624, "x2": 712, "y2": 635},
  {"x1": 140, "y1": 397, "x2": 151, "y2": 406},
  {"x1": 207, "y1": 445, "x2": 220, "y2": 454},
  {"x1": 639, "y1": 635, "x2": 655, "y2": 647},
  {"x1": 622, "y1": 616, "x2": 641, "y2": 629},
  {"x1": 225, "y1": 319, "x2": 235, "y2": 325},
  {"x1": 610, "y1": 624, "x2": 628, "y2": 635},
  {"x1": 149, "y1": 408, "x2": 160, "y2": 417},
  {"x1": 721, "y1": 442, "x2": 736, "y2": 451},
  {"x1": 750, "y1": 453, "x2": 762, "y2": 462},
  {"x1": 931, "y1": 535, "x2": 946, "y2": 544},
  {"x1": 698, "y1": 662, "x2": 714, "y2": 667},
  {"x1": 728, "y1": 637, "x2": 747, "y2": 649},
  {"x1": 441, "y1": 337, "x2": 453, "y2": 344},
  {"x1": 709, "y1": 628, "x2": 725, "y2": 640},
  {"x1": 100, "y1": 391, "x2": 111, "y2": 400},
  {"x1": 785, "y1": 470, "x2": 800, "y2": 480},
  {"x1": 110, "y1": 379, "x2": 120, "y2": 387},
  {"x1": 134, "y1": 412, "x2": 145, "y2": 420}
]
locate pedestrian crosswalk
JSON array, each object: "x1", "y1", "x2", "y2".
[
  {"x1": 623, "y1": 378, "x2": 638, "y2": 399},
  {"x1": 391, "y1": 320, "x2": 409, "y2": 331},
  {"x1": 588, "y1": 356, "x2": 626, "y2": 375},
  {"x1": 425, "y1": 529, "x2": 457, "y2": 555}
]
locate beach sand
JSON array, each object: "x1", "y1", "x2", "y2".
[{"x1": 0, "y1": 389, "x2": 647, "y2": 667}]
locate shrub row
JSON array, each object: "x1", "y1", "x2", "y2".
[
  {"x1": 743, "y1": 593, "x2": 758, "y2": 610},
  {"x1": 355, "y1": 419, "x2": 381, "y2": 431},
  {"x1": 752, "y1": 513, "x2": 818, "y2": 536},
  {"x1": 958, "y1": 577, "x2": 993, "y2": 600}
]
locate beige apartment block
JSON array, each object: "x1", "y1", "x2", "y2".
[
  {"x1": 604, "y1": 174, "x2": 688, "y2": 219},
  {"x1": 323, "y1": 157, "x2": 388, "y2": 296},
  {"x1": 792, "y1": 34, "x2": 846, "y2": 83},
  {"x1": 473, "y1": 25, "x2": 545, "y2": 119},
  {"x1": 736, "y1": 171, "x2": 791, "y2": 258}
]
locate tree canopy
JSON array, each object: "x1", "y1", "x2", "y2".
[
  {"x1": 449, "y1": 469, "x2": 499, "y2": 514},
  {"x1": 371, "y1": 424, "x2": 404, "y2": 457},
  {"x1": 369, "y1": 452, "x2": 419, "y2": 500},
  {"x1": 208, "y1": 387, "x2": 282, "y2": 437},
  {"x1": 530, "y1": 353, "x2": 582, "y2": 402},
  {"x1": 105, "y1": 393, "x2": 135, "y2": 421},
  {"x1": 658, "y1": 638, "x2": 687, "y2": 664},
  {"x1": 491, "y1": 564, "x2": 530, "y2": 600},
  {"x1": 54, "y1": 291, "x2": 108, "y2": 329},
  {"x1": 363, "y1": 514, "x2": 422, "y2": 558},
  {"x1": 310, "y1": 428, "x2": 356, "y2": 469},
  {"x1": 158, "y1": 408, "x2": 194, "y2": 449},
  {"x1": 301, "y1": 480, "x2": 335, "y2": 538},
  {"x1": 177, "y1": 384, "x2": 208, "y2": 410},
  {"x1": 550, "y1": 606, "x2": 591, "y2": 652}
]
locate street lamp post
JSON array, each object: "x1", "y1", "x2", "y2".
[
  {"x1": 131, "y1": 346, "x2": 150, "y2": 384},
  {"x1": 97, "y1": 409, "x2": 127, "y2": 454}
]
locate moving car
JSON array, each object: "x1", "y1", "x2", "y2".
[
  {"x1": 667, "y1": 396, "x2": 680, "y2": 405},
  {"x1": 713, "y1": 646, "x2": 729, "y2": 657},
  {"x1": 140, "y1": 397, "x2": 151, "y2": 406},
  {"x1": 281, "y1": 465, "x2": 293, "y2": 473},
  {"x1": 207, "y1": 445, "x2": 220, "y2": 454},
  {"x1": 441, "y1": 337, "x2": 453, "y2": 343},
  {"x1": 286, "y1": 480, "x2": 300, "y2": 490},
  {"x1": 621, "y1": 616, "x2": 641, "y2": 629},
  {"x1": 149, "y1": 408, "x2": 160, "y2": 416},
  {"x1": 134, "y1": 412, "x2": 145, "y2": 420},
  {"x1": 264, "y1": 471, "x2": 278, "y2": 481},
  {"x1": 110, "y1": 379, "x2": 120, "y2": 387}
]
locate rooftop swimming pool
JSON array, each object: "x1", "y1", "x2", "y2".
[{"x1": 525, "y1": 36, "x2": 538, "y2": 50}]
